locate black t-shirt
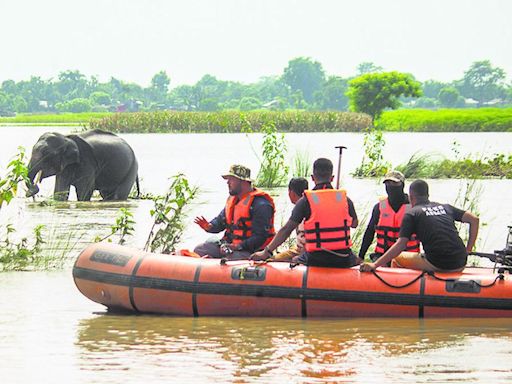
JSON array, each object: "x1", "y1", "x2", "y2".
[{"x1": 399, "y1": 200, "x2": 467, "y2": 270}]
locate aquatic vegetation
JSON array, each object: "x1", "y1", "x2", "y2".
[
  {"x1": 352, "y1": 128, "x2": 391, "y2": 177},
  {"x1": 144, "y1": 174, "x2": 198, "y2": 254},
  {"x1": 255, "y1": 122, "x2": 289, "y2": 188},
  {"x1": 0, "y1": 147, "x2": 29, "y2": 208},
  {"x1": 95, "y1": 208, "x2": 135, "y2": 245},
  {"x1": 291, "y1": 150, "x2": 311, "y2": 178},
  {"x1": 0, "y1": 224, "x2": 44, "y2": 271},
  {"x1": 396, "y1": 153, "x2": 512, "y2": 179}
]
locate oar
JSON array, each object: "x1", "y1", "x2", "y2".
[{"x1": 334, "y1": 145, "x2": 347, "y2": 189}]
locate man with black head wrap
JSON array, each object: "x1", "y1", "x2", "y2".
[{"x1": 358, "y1": 170, "x2": 420, "y2": 263}]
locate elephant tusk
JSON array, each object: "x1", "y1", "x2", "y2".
[{"x1": 33, "y1": 170, "x2": 43, "y2": 185}]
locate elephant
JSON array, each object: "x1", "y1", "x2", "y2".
[{"x1": 26, "y1": 129, "x2": 139, "y2": 201}]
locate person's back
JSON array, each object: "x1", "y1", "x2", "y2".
[
  {"x1": 360, "y1": 179, "x2": 479, "y2": 273},
  {"x1": 402, "y1": 200, "x2": 467, "y2": 270}
]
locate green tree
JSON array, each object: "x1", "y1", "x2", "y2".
[
  {"x1": 282, "y1": 57, "x2": 326, "y2": 103},
  {"x1": 421, "y1": 80, "x2": 448, "y2": 99},
  {"x1": 459, "y1": 60, "x2": 506, "y2": 107},
  {"x1": 89, "y1": 91, "x2": 111, "y2": 106},
  {"x1": 356, "y1": 62, "x2": 383, "y2": 75},
  {"x1": 239, "y1": 96, "x2": 262, "y2": 111},
  {"x1": 438, "y1": 87, "x2": 464, "y2": 108},
  {"x1": 347, "y1": 71, "x2": 422, "y2": 121},
  {"x1": 314, "y1": 76, "x2": 349, "y2": 111}
]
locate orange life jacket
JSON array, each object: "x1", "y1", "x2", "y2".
[
  {"x1": 224, "y1": 188, "x2": 275, "y2": 249},
  {"x1": 375, "y1": 197, "x2": 420, "y2": 254},
  {"x1": 303, "y1": 189, "x2": 352, "y2": 253}
]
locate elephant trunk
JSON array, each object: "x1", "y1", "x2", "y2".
[{"x1": 26, "y1": 168, "x2": 42, "y2": 197}]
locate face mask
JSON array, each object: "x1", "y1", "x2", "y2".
[{"x1": 385, "y1": 184, "x2": 405, "y2": 207}]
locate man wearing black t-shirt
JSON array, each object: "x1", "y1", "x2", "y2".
[{"x1": 360, "y1": 179, "x2": 479, "y2": 272}]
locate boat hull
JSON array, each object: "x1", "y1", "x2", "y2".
[{"x1": 73, "y1": 243, "x2": 512, "y2": 317}]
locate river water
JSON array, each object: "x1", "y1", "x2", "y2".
[{"x1": 1, "y1": 126, "x2": 512, "y2": 382}]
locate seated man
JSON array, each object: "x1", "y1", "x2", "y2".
[
  {"x1": 358, "y1": 170, "x2": 419, "y2": 264},
  {"x1": 360, "y1": 179, "x2": 479, "y2": 273},
  {"x1": 274, "y1": 177, "x2": 308, "y2": 262},
  {"x1": 193, "y1": 164, "x2": 275, "y2": 260},
  {"x1": 252, "y1": 158, "x2": 359, "y2": 268}
]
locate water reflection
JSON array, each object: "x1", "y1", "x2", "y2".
[{"x1": 77, "y1": 315, "x2": 512, "y2": 381}]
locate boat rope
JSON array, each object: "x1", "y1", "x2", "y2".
[
  {"x1": 371, "y1": 270, "x2": 505, "y2": 289},
  {"x1": 371, "y1": 270, "x2": 426, "y2": 289},
  {"x1": 427, "y1": 271, "x2": 505, "y2": 288}
]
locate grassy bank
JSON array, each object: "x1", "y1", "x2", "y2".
[
  {"x1": 2, "y1": 108, "x2": 512, "y2": 132},
  {"x1": 377, "y1": 108, "x2": 512, "y2": 132},
  {"x1": 0, "y1": 112, "x2": 111, "y2": 125},
  {"x1": 88, "y1": 110, "x2": 372, "y2": 133}
]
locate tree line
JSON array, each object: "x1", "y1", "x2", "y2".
[{"x1": 0, "y1": 58, "x2": 510, "y2": 116}]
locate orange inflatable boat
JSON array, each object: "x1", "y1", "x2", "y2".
[{"x1": 73, "y1": 243, "x2": 512, "y2": 318}]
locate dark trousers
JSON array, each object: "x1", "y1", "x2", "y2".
[
  {"x1": 306, "y1": 249, "x2": 360, "y2": 268},
  {"x1": 194, "y1": 240, "x2": 251, "y2": 261}
]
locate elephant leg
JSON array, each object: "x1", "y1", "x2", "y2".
[
  {"x1": 76, "y1": 186, "x2": 94, "y2": 201},
  {"x1": 54, "y1": 174, "x2": 71, "y2": 201},
  {"x1": 74, "y1": 175, "x2": 96, "y2": 201}
]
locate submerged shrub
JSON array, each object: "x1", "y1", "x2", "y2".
[{"x1": 144, "y1": 174, "x2": 198, "y2": 254}]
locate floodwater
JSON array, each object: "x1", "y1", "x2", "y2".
[{"x1": 1, "y1": 126, "x2": 512, "y2": 382}]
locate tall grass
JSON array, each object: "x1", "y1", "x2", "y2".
[
  {"x1": 291, "y1": 150, "x2": 311, "y2": 178},
  {"x1": 396, "y1": 152, "x2": 512, "y2": 179},
  {"x1": 89, "y1": 110, "x2": 372, "y2": 133}
]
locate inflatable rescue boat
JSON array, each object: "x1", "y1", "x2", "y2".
[{"x1": 73, "y1": 243, "x2": 512, "y2": 318}]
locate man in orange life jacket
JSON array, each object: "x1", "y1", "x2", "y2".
[
  {"x1": 251, "y1": 158, "x2": 360, "y2": 268},
  {"x1": 193, "y1": 164, "x2": 275, "y2": 260},
  {"x1": 358, "y1": 170, "x2": 420, "y2": 263},
  {"x1": 360, "y1": 179, "x2": 479, "y2": 272}
]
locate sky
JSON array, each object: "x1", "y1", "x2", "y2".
[{"x1": 0, "y1": 0, "x2": 511, "y2": 87}]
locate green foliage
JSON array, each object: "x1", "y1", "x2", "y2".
[
  {"x1": 89, "y1": 110, "x2": 371, "y2": 133},
  {"x1": 347, "y1": 71, "x2": 422, "y2": 120},
  {"x1": 352, "y1": 128, "x2": 391, "y2": 178},
  {"x1": 239, "y1": 97, "x2": 262, "y2": 111},
  {"x1": 55, "y1": 98, "x2": 92, "y2": 113},
  {"x1": 0, "y1": 112, "x2": 110, "y2": 125},
  {"x1": 377, "y1": 108, "x2": 512, "y2": 132},
  {"x1": 0, "y1": 147, "x2": 29, "y2": 209},
  {"x1": 0, "y1": 224, "x2": 45, "y2": 271},
  {"x1": 396, "y1": 152, "x2": 512, "y2": 179},
  {"x1": 356, "y1": 62, "x2": 383, "y2": 76},
  {"x1": 255, "y1": 122, "x2": 289, "y2": 188},
  {"x1": 291, "y1": 150, "x2": 311, "y2": 178},
  {"x1": 314, "y1": 76, "x2": 349, "y2": 111},
  {"x1": 459, "y1": 60, "x2": 506, "y2": 106},
  {"x1": 438, "y1": 87, "x2": 464, "y2": 108},
  {"x1": 145, "y1": 174, "x2": 198, "y2": 254},
  {"x1": 96, "y1": 208, "x2": 135, "y2": 245},
  {"x1": 282, "y1": 57, "x2": 326, "y2": 103}
]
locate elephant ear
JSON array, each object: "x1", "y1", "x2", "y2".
[{"x1": 60, "y1": 138, "x2": 80, "y2": 171}]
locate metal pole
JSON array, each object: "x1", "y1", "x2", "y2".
[{"x1": 335, "y1": 146, "x2": 347, "y2": 189}]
